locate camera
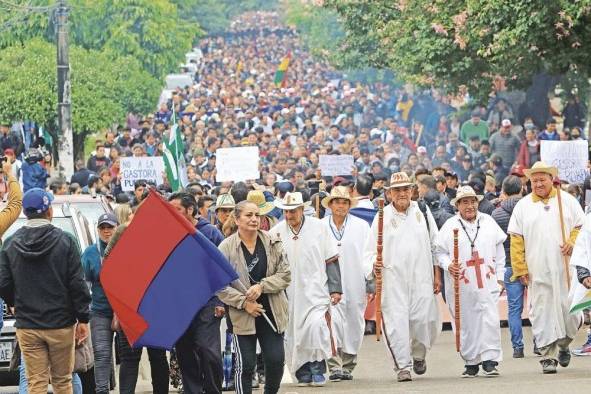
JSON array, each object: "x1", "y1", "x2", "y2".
[{"x1": 24, "y1": 149, "x2": 43, "y2": 164}]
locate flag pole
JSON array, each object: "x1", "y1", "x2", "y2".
[
  {"x1": 453, "y1": 228, "x2": 461, "y2": 353},
  {"x1": 375, "y1": 198, "x2": 384, "y2": 341},
  {"x1": 233, "y1": 280, "x2": 278, "y2": 333},
  {"x1": 555, "y1": 183, "x2": 571, "y2": 290}
]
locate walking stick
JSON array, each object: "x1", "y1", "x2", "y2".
[
  {"x1": 375, "y1": 198, "x2": 385, "y2": 341},
  {"x1": 556, "y1": 184, "x2": 571, "y2": 290},
  {"x1": 415, "y1": 124, "x2": 424, "y2": 147},
  {"x1": 453, "y1": 228, "x2": 461, "y2": 353},
  {"x1": 315, "y1": 169, "x2": 322, "y2": 218}
]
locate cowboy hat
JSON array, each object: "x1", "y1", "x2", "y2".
[
  {"x1": 321, "y1": 186, "x2": 354, "y2": 209},
  {"x1": 247, "y1": 190, "x2": 275, "y2": 215},
  {"x1": 274, "y1": 192, "x2": 310, "y2": 211},
  {"x1": 385, "y1": 172, "x2": 415, "y2": 189},
  {"x1": 215, "y1": 194, "x2": 236, "y2": 211},
  {"x1": 450, "y1": 186, "x2": 484, "y2": 207},
  {"x1": 523, "y1": 161, "x2": 558, "y2": 179}
]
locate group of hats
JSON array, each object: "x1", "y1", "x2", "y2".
[{"x1": 214, "y1": 190, "x2": 276, "y2": 215}]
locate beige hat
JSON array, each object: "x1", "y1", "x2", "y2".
[
  {"x1": 385, "y1": 172, "x2": 415, "y2": 189},
  {"x1": 215, "y1": 194, "x2": 236, "y2": 211},
  {"x1": 247, "y1": 190, "x2": 275, "y2": 215},
  {"x1": 321, "y1": 186, "x2": 354, "y2": 209},
  {"x1": 274, "y1": 192, "x2": 310, "y2": 211},
  {"x1": 451, "y1": 186, "x2": 484, "y2": 207},
  {"x1": 524, "y1": 161, "x2": 558, "y2": 179}
]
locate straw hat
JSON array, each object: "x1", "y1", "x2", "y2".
[
  {"x1": 321, "y1": 186, "x2": 354, "y2": 209},
  {"x1": 523, "y1": 161, "x2": 558, "y2": 179},
  {"x1": 215, "y1": 194, "x2": 236, "y2": 211},
  {"x1": 385, "y1": 172, "x2": 415, "y2": 189},
  {"x1": 273, "y1": 192, "x2": 310, "y2": 210},
  {"x1": 247, "y1": 190, "x2": 275, "y2": 215},
  {"x1": 450, "y1": 186, "x2": 484, "y2": 207}
]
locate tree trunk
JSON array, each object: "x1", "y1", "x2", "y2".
[
  {"x1": 519, "y1": 72, "x2": 561, "y2": 128},
  {"x1": 73, "y1": 131, "x2": 88, "y2": 162}
]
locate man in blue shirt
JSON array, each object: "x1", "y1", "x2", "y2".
[{"x1": 538, "y1": 118, "x2": 560, "y2": 141}]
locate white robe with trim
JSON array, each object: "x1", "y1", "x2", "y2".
[
  {"x1": 362, "y1": 201, "x2": 441, "y2": 370},
  {"x1": 507, "y1": 192, "x2": 584, "y2": 348},
  {"x1": 435, "y1": 213, "x2": 506, "y2": 364},
  {"x1": 570, "y1": 213, "x2": 591, "y2": 311},
  {"x1": 322, "y1": 214, "x2": 370, "y2": 356},
  {"x1": 271, "y1": 217, "x2": 338, "y2": 372}
]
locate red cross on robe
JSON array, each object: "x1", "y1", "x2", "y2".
[{"x1": 466, "y1": 251, "x2": 485, "y2": 289}]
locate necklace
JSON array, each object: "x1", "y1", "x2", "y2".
[
  {"x1": 288, "y1": 216, "x2": 305, "y2": 240},
  {"x1": 458, "y1": 217, "x2": 481, "y2": 252},
  {"x1": 329, "y1": 215, "x2": 348, "y2": 246}
]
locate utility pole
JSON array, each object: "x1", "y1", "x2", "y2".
[{"x1": 56, "y1": 0, "x2": 74, "y2": 180}]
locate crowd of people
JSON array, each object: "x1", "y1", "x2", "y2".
[{"x1": 1, "y1": 9, "x2": 591, "y2": 394}]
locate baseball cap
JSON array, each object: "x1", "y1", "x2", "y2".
[
  {"x1": 97, "y1": 212, "x2": 118, "y2": 227},
  {"x1": 417, "y1": 146, "x2": 427, "y2": 154},
  {"x1": 23, "y1": 188, "x2": 54, "y2": 214},
  {"x1": 501, "y1": 119, "x2": 512, "y2": 127}
]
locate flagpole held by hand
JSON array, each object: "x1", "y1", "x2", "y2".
[{"x1": 234, "y1": 280, "x2": 278, "y2": 333}]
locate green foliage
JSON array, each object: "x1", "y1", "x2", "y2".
[{"x1": 324, "y1": 0, "x2": 591, "y2": 100}]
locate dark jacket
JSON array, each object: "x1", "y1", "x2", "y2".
[
  {"x1": 71, "y1": 168, "x2": 95, "y2": 188},
  {"x1": 82, "y1": 240, "x2": 112, "y2": 318},
  {"x1": 491, "y1": 196, "x2": 521, "y2": 267},
  {"x1": 196, "y1": 217, "x2": 224, "y2": 246},
  {"x1": 21, "y1": 161, "x2": 48, "y2": 192},
  {"x1": 478, "y1": 196, "x2": 496, "y2": 216},
  {"x1": 0, "y1": 223, "x2": 91, "y2": 329}
]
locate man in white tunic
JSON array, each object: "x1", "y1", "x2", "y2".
[
  {"x1": 508, "y1": 161, "x2": 584, "y2": 374},
  {"x1": 320, "y1": 186, "x2": 370, "y2": 382},
  {"x1": 435, "y1": 186, "x2": 506, "y2": 377},
  {"x1": 271, "y1": 192, "x2": 343, "y2": 387},
  {"x1": 363, "y1": 172, "x2": 441, "y2": 383}
]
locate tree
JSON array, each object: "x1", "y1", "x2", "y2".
[{"x1": 325, "y1": 0, "x2": 591, "y2": 103}]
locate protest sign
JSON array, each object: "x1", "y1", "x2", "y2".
[
  {"x1": 319, "y1": 154, "x2": 354, "y2": 176},
  {"x1": 540, "y1": 140, "x2": 588, "y2": 184},
  {"x1": 216, "y1": 147, "x2": 260, "y2": 182},
  {"x1": 120, "y1": 157, "x2": 165, "y2": 192}
]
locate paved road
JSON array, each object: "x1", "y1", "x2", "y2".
[{"x1": 2, "y1": 327, "x2": 590, "y2": 393}]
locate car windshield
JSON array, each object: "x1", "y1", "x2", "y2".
[
  {"x1": 2, "y1": 217, "x2": 80, "y2": 251},
  {"x1": 69, "y1": 202, "x2": 108, "y2": 225}
]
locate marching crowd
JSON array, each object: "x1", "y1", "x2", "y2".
[{"x1": 1, "y1": 9, "x2": 591, "y2": 394}]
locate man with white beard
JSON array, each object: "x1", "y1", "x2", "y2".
[
  {"x1": 435, "y1": 186, "x2": 506, "y2": 377},
  {"x1": 321, "y1": 186, "x2": 370, "y2": 382},
  {"x1": 364, "y1": 172, "x2": 441, "y2": 382},
  {"x1": 271, "y1": 192, "x2": 342, "y2": 387},
  {"x1": 508, "y1": 161, "x2": 584, "y2": 374}
]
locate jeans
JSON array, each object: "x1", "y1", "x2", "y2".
[
  {"x1": 233, "y1": 316, "x2": 284, "y2": 394},
  {"x1": 504, "y1": 267, "x2": 525, "y2": 350},
  {"x1": 19, "y1": 351, "x2": 82, "y2": 394},
  {"x1": 90, "y1": 313, "x2": 114, "y2": 394},
  {"x1": 117, "y1": 330, "x2": 169, "y2": 394},
  {"x1": 295, "y1": 361, "x2": 326, "y2": 383}
]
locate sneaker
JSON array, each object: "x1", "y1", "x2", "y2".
[
  {"x1": 513, "y1": 348, "x2": 524, "y2": 358},
  {"x1": 311, "y1": 374, "x2": 326, "y2": 387},
  {"x1": 482, "y1": 360, "x2": 500, "y2": 376},
  {"x1": 573, "y1": 343, "x2": 591, "y2": 356},
  {"x1": 397, "y1": 370, "x2": 412, "y2": 382},
  {"x1": 540, "y1": 359, "x2": 557, "y2": 374},
  {"x1": 461, "y1": 365, "x2": 479, "y2": 378},
  {"x1": 558, "y1": 349, "x2": 571, "y2": 367},
  {"x1": 252, "y1": 373, "x2": 260, "y2": 389},
  {"x1": 340, "y1": 371, "x2": 353, "y2": 381},
  {"x1": 413, "y1": 359, "x2": 426, "y2": 375},
  {"x1": 364, "y1": 320, "x2": 376, "y2": 335},
  {"x1": 329, "y1": 371, "x2": 342, "y2": 382}
]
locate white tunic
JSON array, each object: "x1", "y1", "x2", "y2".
[
  {"x1": 435, "y1": 213, "x2": 506, "y2": 364},
  {"x1": 271, "y1": 217, "x2": 338, "y2": 372},
  {"x1": 508, "y1": 191, "x2": 584, "y2": 347},
  {"x1": 570, "y1": 213, "x2": 591, "y2": 311},
  {"x1": 354, "y1": 197, "x2": 374, "y2": 209},
  {"x1": 363, "y1": 201, "x2": 441, "y2": 370},
  {"x1": 322, "y1": 214, "x2": 370, "y2": 356}
]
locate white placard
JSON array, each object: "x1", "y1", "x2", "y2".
[
  {"x1": 319, "y1": 154, "x2": 354, "y2": 176},
  {"x1": 216, "y1": 147, "x2": 260, "y2": 182},
  {"x1": 540, "y1": 140, "x2": 588, "y2": 184},
  {"x1": 120, "y1": 157, "x2": 165, "y2": 192}
]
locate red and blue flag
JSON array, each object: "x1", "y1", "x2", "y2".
[
  {"x1": 349, "y1": 207, "x2": 377, "y2": 226},
  {"x1": 100, "y1": 190, "x2": 238, "y2": 349}
]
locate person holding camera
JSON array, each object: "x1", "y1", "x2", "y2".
[{"x1": 21, "y1": 149, "x2": 48, "y2": 192}]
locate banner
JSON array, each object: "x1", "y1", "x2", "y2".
[
  {"x1": 540, "y1": 140, "x2": 588, "y2": 184},
  {"x1": 120, "y1": 157, "x2": 165, "y2": 192},
  {"x1": 319, "y1": 154, "x2": 354, "y2": 176},
  {"x1": 216, "y1": 147, "x2": 260, "y2": 182}
]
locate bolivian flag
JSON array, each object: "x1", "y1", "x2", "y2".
[{"x1": 274, "y1": 52, "x2": 291, "y2": 88}]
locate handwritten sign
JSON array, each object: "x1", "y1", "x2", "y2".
[
  {"x1": 120, "y1": 157, "x2": 165, "y2": 191},
  {"x1": 319, "y1": 154, "x2": 354, "y2": 176},
  {"x1": 540, "y1": 140, "x2": 588, "y2": 184},
  {"x1": 216, "y1": 147, "x2": 260, "y2": 182}
]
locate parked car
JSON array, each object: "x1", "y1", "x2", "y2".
[
  {"x1": 0, "y1": 202, "x2": 92, "y2": 384},
  {"x1": 52, "y1": 194, "x2": 113, "y2": 243}
]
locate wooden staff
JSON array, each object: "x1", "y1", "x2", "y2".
[
  {"x1": 375, "y1": 198, "x2": 385, "y2": 341},
  {"x1": 556, "y1": 185, "x2": 571, "y2": 290},
  {"x1": 453, "y1": 228, "x2": 461, "y2": 353},
  {"x1": 415, "y1": 123, "x2": 424, "y2": 147},
  {"x1": 315, "y1": 169, "x2": 322, "y2": 218}
]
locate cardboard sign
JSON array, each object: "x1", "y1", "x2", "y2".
[
  {"x1": 216, "y1": 147, "x2": 260, "y2": 182},
  {"x1": 319, "y1": 154, "x2": 354, "y2": 176},
  {"x1": 120, "y1": 157, "x2": 165, "y2": 192},
  {"x1": 540, "y1": 140, "x2": 588, "y2": 184}
]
